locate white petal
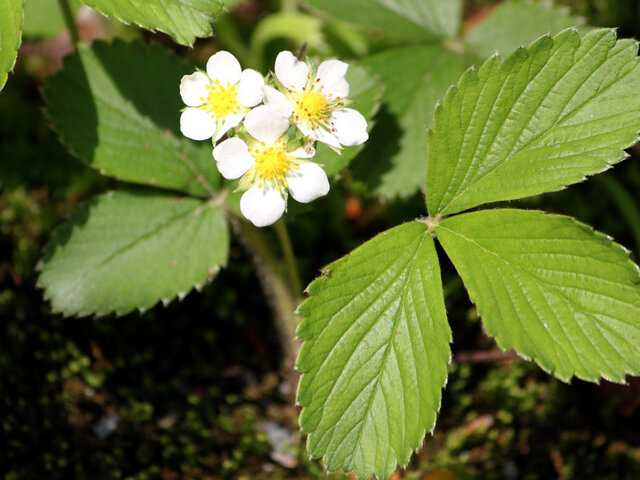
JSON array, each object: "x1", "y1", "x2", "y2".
[
  {"x1": 330, "y1": 108, "x2": 368, "y2": 146},
  {"x1": 180, "y1": 107, "x2": 217, "y2": 141},
  {"x1": 274, "y1": 50, "x2": 308, "y2": 91},
  {"x1": 237, "y1": 69, "x2": 264, "y2": 107},
  {"x1": 244, "y1": 105, "x2": 289, "y2": 146},
  {"x1": 240, "y1": 185, "x2": 286, "y2": 227},
  {"x1": 316, "y1": 59, "x2": 349, "y2": 96},
  {"x1": 179, "y1": 72, "x2": 210, "y2": 107},
  {"x1": 291, "y1": 145, "x2": 315, "y2": 159},
  {"x1": 287, "y1": 162, "x2": 330, "y2": 204},
  {"x1": 310, "y1": 126, "x2": 342, "y2": 149},
  {"x1": 323, "y1": 77, "x2": 349, "y2": 98},
  {"x1": 263, "y1": 85, "x2": 294, "y2": 117},
  {"x1": 215, "y1": 112, "x2": 245, "y2": 141},
  {"x1": 206, "y1": 51, "x2": 242, "y2": 87},
  {"x1": 213, "y1": 137, "x2": 255, "y2": 179}
]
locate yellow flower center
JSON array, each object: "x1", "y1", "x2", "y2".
[
  {"x1": 294, "y1": 89, "x2": 327, "y2": 125},
  {"x1": 253, "y1": 140, "x2": 292, "y2": 187},
  {"x1": 203, "y1": 81, "x2": 239, "y2": 118}
]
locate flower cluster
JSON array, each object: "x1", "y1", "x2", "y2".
[{"x1": 179, "y1": 50, "x2": 368, "y2": 227}]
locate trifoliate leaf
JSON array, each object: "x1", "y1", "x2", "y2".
[
  {"x1": 78, "y1": 0, "x2": 223, "y2": 46},
  {"x1": 312, "y1": 64, "x2": 383, "y2": 178},
  {"x1": 0, "y1": 0, "x2": 24, "y2": 91},
  {"x1": 303, "y1": 0, "x2": 461, "y2": 40},
  {"x1": 427, "y1": 28, "x2": 640, "y2": 216},
  {"x1": 463, "y1": 0, "x2": 585, "y2": 60},
  {"x1": 297, "y1": 222, "x2": 450, "y2": 480},
  {"x1": 38, "y1": 190, "x2": 228, "y2": 317},
  {"x1": 353, "y1": 45, "x2": 464, "y2": 197},
  {"x1": 436, "y1": 209, "x2": 640, "y2": 383},
  {"x1": 44, "y1": 41, "x2": 220, "y2": 197}
]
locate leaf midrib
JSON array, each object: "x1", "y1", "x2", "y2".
[
  {"x1": 347, "y1": 229, "x2": 429, "y2": 473},
  {"x1": 437, "y1": 224, "x2": 636, "y2": 376},
  {"x1": 438, "y1": 36, "x2": 638, "y2": 215},
  {"x1": 69, "y1": 198, "x2": 206, "y2": 278},
  {"x1": 437, "y1": 224, "x2": 639, "y2": 324}
]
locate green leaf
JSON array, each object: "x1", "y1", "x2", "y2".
[
  {"x1": 352, "y1": 45, "x2": 464, "y2": 197},
  {"x1": 436, "y1": 209, "x2": 640, "y2": 383},
  {"x1": 250, "y1": 12, "x2": 327, "y2": 57},
  {"x1": 0, "y1": 0, "x2": 24, "y2": 91},
  {"x1": 297, "y1": 222, "x2": 450, "y2": 480},
  {"x1": 44, "y1": 41, "x2": 220, "y2": 197},
  {"x1": 463, "y1": 0, "x2": 585, "y2": 60},
  {"x1": 78, "y1": 0, "x2": 223, "y2": 46},
  {"x1": 22, "y1": 0, "x2": 80, "y2": 38},
  {"x1": 427, "y1": 29, "x2": 640, "y2": 216},
  {"x1": 303, "y1": 0, "x2": 461, "y2": 40},
  {"x1": 312, "y1": 64, "x2": 383, "y2": 178},
  {"x1": 38, "y1": 190, "x2": 229, "y2": 317}
]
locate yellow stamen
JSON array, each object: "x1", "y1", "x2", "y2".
[
  {"x1": 254, "y1": 143, "x2": 292, "y2": 184},
  {"x1": 204, "y1": 82, "x2": 239, "y2": 118},
  {"x1": 294, "y1": 89, "x2": 327, "y2": 125}
]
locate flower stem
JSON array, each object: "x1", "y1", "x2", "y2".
[
  {"x1": 58, "y1": 0, "x2": 80, "y2": 45},
  {"x1": 231, "y1": 216, "x2": 301, "y2": 369},
  {"x1": 274, "y1": 218, "x2": 303, "y2": 298},
  {"x1": 595, "y1": 175, "x2": 640, "y2": 257}
]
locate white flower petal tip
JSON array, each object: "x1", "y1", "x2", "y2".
[
  {"x1": 240, "y1": 185, "x2": 286, "y2": 227},
  {"x1": 180, "y1": 107, "x2": 217, "y2": 141},
  {"x1": 331, "y1": 108, "x2": 369, "y2": 146},
  {"x1": 180, "y1": 72, "x2": 210, "y2": 107},
  {"x1": 311, "y1": 127, "x2": 342, "y2": 149},
  {"x1": 213, "y1": 137, "x2": 254, "y2": 179},
  {"x1": 237, "y1": 69, "x2": 265, "y2": 107},
  {"x1": 287, "y1": 162, "x2": 330, "y2": 204},
  {"x1": 244, "y1": 105, "x2": 290, "y2": 145},
  {"x1": 206, "y1": 51, "x2": 242, "y2": 86},
  {"x1": 275, "y1": 50, "x2": 309, "y2": 91},
  {"x1": 316, "y1": 59, "x2": 349, "y2": 95},
  {"x1": 263, "y1": 85, "x2": 294, "y2": 117},
  {"x1": 291, "y1": 145, "x2": 316, "y2": 159},
  {"x1": 215, "y1": 113, "x2": 246, "y2": 142}
]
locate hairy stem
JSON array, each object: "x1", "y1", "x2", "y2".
[
  {"x1": 274, "y1": 218, "x2": 303, "y2": 298},
  {"x1": 58, "y1": 0, "x2": 80, "y2": 45},
  {"x1": 230, "y1": 216, "x2": 301, "y2": 370}
]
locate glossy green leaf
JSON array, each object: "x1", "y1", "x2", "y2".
[
  {"x1": 0, "y1": 0, "x2": 24, "y2": 91},
  {"x1": 436, "y1": 209, "x2": 640, "y2": 383},
  {"x1": 427, "y1": 29, "x2": 640, "y2": 216},
  {"x1": 353, "y1": 45, "x2": 464, "y2": 197},
  {"x1": 38, "y1": 190, "x2": 228, "y2": 317},
  {"x1": 312, "y1": 64, "x2": 383, "y2": 178},
  {"x1": 297, "y1": 222, "x2": 450, "y2": 480},
  {"x1": 78, "y1": 0, "x2": 223, "y2": 46},
  {"x1": 44, "y1": 41, "x2": 220, "y2": 197},
  {"x1": 303, "y1": 0, "x2": 461, "y2": 40},
  {"x1": 463, "y1": 0, "x2": 584, "y2": 60}
]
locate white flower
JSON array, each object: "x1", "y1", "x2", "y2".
[
  {"x1": 179, "y1": 51, "x2": 264, "y2": 142},
  {"x1": 213, "y1": 105, "x2": 330, "y2": 227},
  {"x1": 263, "y1": 50, "x2": 368, "y2": 149}
]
